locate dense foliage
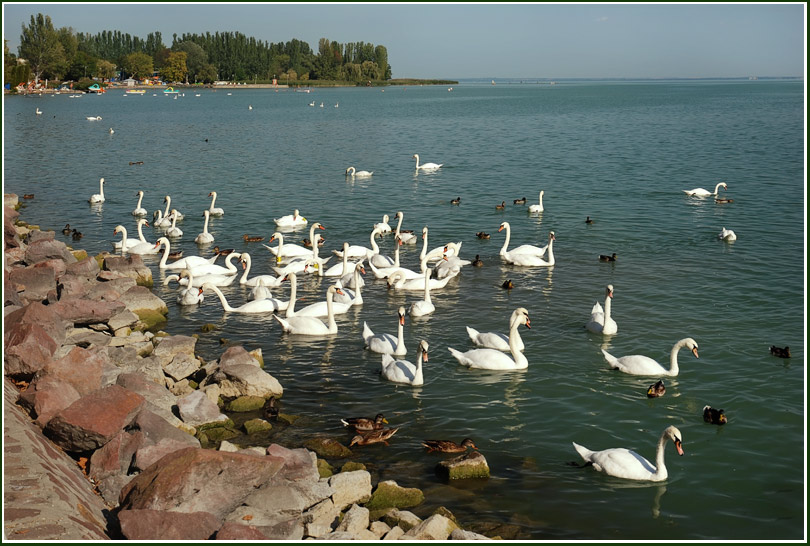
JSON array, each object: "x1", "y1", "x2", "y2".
[{"x1": 7, "y1": 12, "x2": 392, "y2": 85}]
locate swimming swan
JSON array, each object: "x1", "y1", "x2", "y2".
[
  {"x1": 274, "y1": 208, "x2": 307, "y2": 228},
  {"x1": 265, "y1": 223, "x2": 326, "y2": 261},
  {"x1": 89, "y1": 177, "x2": 105, "y2": 203},
  {"x1": 683, "y1": 182, "x2": 727, "y2": 197},
  {"x1": 718, "y1": 227, "x2": 737, "y2": 242},
  {"x1": 132, "y1": 190, "x2": 148, "y2": 216},
  {"x1": 448, "y1": 308, "x2": 531, "y2": 370},
  {"x1": 381, "y1": 340, "x2": 428, "y2": 386},
  {"x1": 207, "y1": 191, "x2": 225, "y2": 216},
  {"x1": 202, "y1": 282, "x2": 278, "y2": 314},
  {"x1": 273, "y1": 285, "x2": 344, "y2": 335},
  {"x1": 601, "y1": 337, "x2": 699, "y2": 376},
  {"x1": 154, "y1": 237, "x2": 226, "y2": 271},
  {"x1": 170, "y1": 270, "x2": 204, "y2": 305},
  {"x1": 394, "y1": 211, "x2": 417, "y2": 244},
  {"x1": 498, "y1": 222, "x2": 549, "y2": 257},
  {"x1": 528, "y1": 190, "x2": 545, "y2": 213},
  {"x1": 161, "y1": 195, "x2": 183, "y2": 221},
  {"x1": 165, "y1": 210, "x2": 183, "y2": 238},
  {"x1": 332, "y1": 227, "x2": 385, "y2": 261},
  {"x1": 500, "y1": 226, "x2": 556, "y2": 267},
  {"x1": 572, "y1": 425, "x2": 684, "y2": 482},
  {"x1": 413, "y1": 154, "x2": 443, "y2": 171},
  {"x1": 585, "y1": 284, "x2": 617, "y2": 335},
  {"x1": 195, "y1": 210, "x2": 215, "y2": 244},
  {"x1": 363, "y1": 307, "x2": 407, "y2": 355},
  {"x1": 346, "y1": 166, "x2": 373, "y2": 178},
  {"x1": 466, "y1": 307, "x2": 527, "y2": 352},
  {"x1": 113, "y1": 218, "x2": 150, "y2": 251},
  {"x1": 409, "y1": 268, "x2": 436, "y2": 318},
  {"x1": 239, "y1": 252, "x2": 285, "y2": 288},
  {"x1": 168, "y1": 253, "x2": 243, "y2": 287}
]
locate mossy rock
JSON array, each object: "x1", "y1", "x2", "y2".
[
  {"x1": 135, "y1": 274, "x2": 153, "y2": 288},
  {"x1": 276, "y1": 413, "x2": 299, "y2": 425},
  {"x1": 71, "y1": 249, "x2": 88, "y2": 261},
  {"x1": 303, "y1": 437, "x2": 352, "y2": 459},
  {"x1": 340, "y1": 461, "x2": 367, "y2": 473},
  {"x1": 153, "y1": 331, "x2": 170, "y2": 338},
  {"x1": 197, "y1": 418, "x2": 235, "y2": 432},
  {"x1": 219, "y1": 337, "x2": 229, "y2": 345},
  {"x1": 365, "y1": 481, "x2": 425, "y2": 511},
  {"x1": 243, "y1": 419, "x2": 272, "y2": 435},
  {"x1": 187, "y1": 380, "x2": 199, "y2": 390},
  {"x1": 135, "y1": 310, "x2": 168, "y2": 330},
  {"x1": 317, "y1": 458, "x2": 335, "y2": 479},
  {"x1": 200, "y1": 323, "x2": 217, "y2": 333},
  {"x1": 93, "y1": 254, "x2": 106, "y2": 269},
  {"x1": 249, "y1": 348, "x2": 264, "y2": 366},
  {"x1": 432, "y1": 506, "x2": 459, "y2": 527},
  {"x1": 226, "y1": 395, "x2": 266, "y2": 413},
  {"x1": 199, "y1": 425, "x2": 240, "y2": 443},
  {"x1": 435, "y1": 451, "x2": 490, "y2": 480},
  {"x1": 196, "y1": 431, "x2": 210, "y2": 448}
]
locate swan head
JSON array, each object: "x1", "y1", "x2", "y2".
[
  {"x1": 606, "y1": 285, "x2": 614, "y2": 298},
  {"x1": 154, "y1": 237, "x2": 169, "y2": 249},
  {"x1": 422, "y1": 226, "x2": 428, "y2": 238},
  {"x1": 499, "y1": 222, "x2": 509, "y2": 232},
  {"x1": 209, "y1": 191, "x2": 217, "y2": 197},
  {"x1": 398, "y1": 307, "x2": 406, "y2": 325},
  {"x1": 418, "y1": 340, "x2": 429, "y2": 360},
  {"x1": 113, "y1": 225, "x2": 125, "y2": 235},
  {"x1": 100, "y1": 177, "x2": 105, "y2": 185},
  {"x1": 664, "y1": 426, "x2": 685, "y2": 456},
  {"x1": 136, "y1": 190, "x2": 143, "y2": 196},
  {"x1": 346, "y1": 167, "x2": 355, "y2": 174},
  {"x1": 515, "y1": 307, "x2": 531, "y2": 329},
  {"x1": 328, "y1": 285, "x2": 345, "y2": 297},
  {"x1": 549, "y1": 231, "x2": 556, "y2": 241},
  {"x1": 681, "y1": 337, "x2": 699, "y2": 359}
]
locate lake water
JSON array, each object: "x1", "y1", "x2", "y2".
[{"x1": 3, "y1": 80, "x2": 805, "y2": 540}]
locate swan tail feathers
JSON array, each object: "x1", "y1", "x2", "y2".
[
  {"x1": 447, "y1": 347, "x2": 469, "y2": 366},
  {"x1": 273, "y1": 314, "x2": 292, "y2": 332},
  {"x1": 572, "y1": 442, "x2": 593, "y2": 462},
  {"x1": 601, "y1": 349, "x2": 621, "y2": 369},
  {"x1": 362, "y1": 322, "x2": 374, "y2": 345},
  {"x1": 466, "y1": 326, "x2": 480, "y2": 343}
]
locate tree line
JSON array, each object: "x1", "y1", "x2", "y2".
[{"x1": 5, "y1": 13, "x2": 392, "y2": 87}]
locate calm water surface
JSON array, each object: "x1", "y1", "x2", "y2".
[{"x1": 3, "y1": 80, "x2": 805, "y2": 540}]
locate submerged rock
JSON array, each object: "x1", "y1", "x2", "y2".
[{"x1": 436, "y1": 450, "x2": 490, "y2": 480}]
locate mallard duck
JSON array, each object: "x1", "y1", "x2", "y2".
[
  {"x1": 263, "y1": 396, "x2": 279, "y2": 421},
  {"x1": 349, "y1": 427, "x2": 399, "y2": 447},
  {"x1": 586, "y1": 216, "x2": 594, "y2": 224},
  {"x1": 769, "y1": 345, "x2": 790, "y2": 358},
  {"x1": 22, "y1": 194, "x2": 35, "y2": 199},
  {"x1": 476, "y1": 232, "x2": 490, "y2": 239},
  {"x1": 502, "y1": 279, "x2": 514, "y2": 289},
  {"x1": 243, "y1": 234, "x2": 265, "y2": 243},
  {"x1": 599, "y1": 253, "x2": 617, "y2": 262},
  {"x1": 421, "y1": 438, "x2": 477, "y2": 453},
  {"x1": 302, "y1": 237, "x2": 325, "y2": 248},
  {"x1": 703, "y1": 406, "x2": 727, "y2": 425},
  {"x1": 646, "y1": 379, "x2": 666, "y2": 398},
  {"x1": 472, "y1": 255, "x2": 483, "y2": 267},
  {"x1": 450, "y1": 197, "x2": 461, "y2": 205},
  {"x1": 341, "y1": 413, "x2": 388, "y2": 432},
  {"x1": 513, "y1": 197, "x2": 526, "y2": 205},
  {"x1": 213, "y1": 246, "x2": 234, "y2": 256},
  {"x1": 62, "y1": 224, "x2": 72, "y2": 235},
  {"x1": 715, "y1": 198, "x2": 734, "y2": 204},
  {"x1": 129, "y1": 161, "x2": 144, "y2": 165},
  {"x1": 71, "y1": 229, "x2": 83, "y2": 240},
  {"x1": 167, "y1": 250, "x2": 183, "y2": 260},
  {"x1": 495, "y1": 201, "x2": 506, "y2": 210}
]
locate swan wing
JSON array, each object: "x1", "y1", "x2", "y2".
[
  {"x1": 575, "y1": 444, "x2": 658, "y2": 481},
  {"x1": 448, "y1": 347, "x2": 522, "y2": 370},
  {"x1": 381, "y1": 357, "x2": 418, "y2": 384},
  {"x1": 601, "y1": 350, "x2": 664, "y2": 375}
]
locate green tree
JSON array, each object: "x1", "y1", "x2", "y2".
[
  {"x1": 66, "y1": 50, "x2": 97, "y2": 81},
  {"x1": 160, "y1": 50, "x2": 187, "y2": 82},
  {"x1": 19, "y1": 13, "x2": 65, "y2": 83},
  {"x1": 196, "y1": 63, "x2": 217, "y2": 84},
  {"x1": 173, "y1": 41, "x2": 207, "y2": 83},
  {"x1": 122, "y1": 51, "x2": 152, "y2": 80},
  {"x1": 4, "y1": 39, "x2": 17, "y2": 85},
  {"x1": 374, "y1": 45, "x2": 390, "y2": 80},
  {"x1": 52, "y1": 27, "x2": 78, "y2": 79},
  {"x1": 96, "y1": 59, "x2": 117, "y2": 81}
]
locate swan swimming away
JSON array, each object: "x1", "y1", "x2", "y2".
[
  {"x1": 346, "y1": 166, "x2": 373, "y2": 178},
  {"x1": 466, "y1": 307, "x2": 527, "y2": 352},
  {"x1": 89, "y1": 177, "x2": 105, "y2": 203},
  {"x1": 601, "y1": 337, "x2": 699, "y2": 376},
  {"x1": 413, "y1": 154, "x2": 443, "y2": 171},
  {"x1": 572, "y1": 425, "x2": 684, "y2": 482},
  {"x1": 207, "y1": 191, "x2": 225, "y2": 216},
  {"x1": 363, "y1": 307, "x2": 407, "y2": 356},
  {"x1": 274, "y1": 208, "x2": 307, "y2": 228},
  {"x1": 718, "y1": 227, "x2": 737, "y2": 241},
  {"x1": 153, "y1": 237, "x2": 228, "y2": 272},
  {"x1": 195, "y1": 210, "x2": 215, "y2": 244},
  {"x1": 165, "y1": 210, "x2": 183, "y2": 238},
  {"x1": 132, "y1": 190, "x2": 147, "y2": 216},
  {"x1": 373, "y1": 214, "x2": 392, "y2": 235},
  {"x1": 683, "y1": 182, "x2": 727, "y2": 197},
  {"x1": 449, "y1": 308, "x2": 531, "y2": 370},
  {"x1": 585, "y1": 284, "x2": 618, "y2": 335},
  {"x1": 381, "y1": 340, "x2": 428, "y2": 386},
  {"x1": 528, "y1": 190, "x2": 545, "y2": 213}
]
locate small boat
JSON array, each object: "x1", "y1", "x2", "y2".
[
  {"x1": 163, "y1": 87, "x2": 180, "y2": 94},
  {"x1": 126, "y1": 89, "x2": 146, "y2": 94},
  {"x1": 87, "y1": 83, "x2": 106, "y2": 94}
]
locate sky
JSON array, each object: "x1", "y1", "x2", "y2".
[{"x1": 2, "y1": 2, "x2": 806, "y2": 80}]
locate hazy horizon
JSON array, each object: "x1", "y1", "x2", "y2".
[{"x1": 2, "y1": 3, "x2": 805, "y2": 80}]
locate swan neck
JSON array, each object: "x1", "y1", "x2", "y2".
[
  {"x1": 286, "y1": 275, "x2": 297, "y2": 317},
  {"x1": 239, "y1": 255, "x2": 251, "y2": 283},
  {"x1": 158, "y1": 240, "x2": 169, "y2": 268},
  {"x1": 604, "y1": 294, "x2": 612, "y2": 320},
  {"x1": 500, "y1": 223, "x2": 511, "y2": 254},
  {"x1": 210, "y1": 285, "x2": 234, "y2": 311},
  {"x1": 210, "y1": 193, "x2": 217, "y2": 207},
  {"x1": 654, "y1": 432, "x2": 668, "y2": 479},
  {"x1": 668, "y1": 343, "x2": 682, "y2": 375},
  {"x1": 420, "y1": 229, "x2": 428, "y2": 260},
  {"x1": 423, "y1": 268, "x2": 432, "y2": 301}
]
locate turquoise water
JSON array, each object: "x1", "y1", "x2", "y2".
[{"x1": 3, "y1": 81, "x2": 805, "y2": 540}]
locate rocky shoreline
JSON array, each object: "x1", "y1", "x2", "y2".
[{"x1": 3, "y1": 194, "x2": 500, "y2": 541}]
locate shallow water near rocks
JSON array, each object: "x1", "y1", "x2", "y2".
[{"x1": 3, "y1": 80, "x2": 804, "y2": 540}]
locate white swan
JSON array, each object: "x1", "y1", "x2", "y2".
[
  {"x1": 36, "y1": 108, "x2": 42, "y2": 115},
  {"x1": 195, "y1": 210, "x2": 215, "y2": 244},
  {"x1": 683, "y1": 182, "x2": 727, "y2": 197},
  {"x1": 152, "y1": 209, "x2": 171, "y2": 228},
  {"x1": 394, "y1": 211, "x2": 417, "y2": 244},
  {"x1": 325, "y1": 242, "x2": 362, "y2": 277},
  {"x1": 154, "y1": 237, "x2": 226, "y2": 271},
  {"x1": 248, "y1": 278, "x2": 274, "y2": 301},
  {"x1": 409, "y1": 268, "x2": 435, "y2": 318},
  {"x1": 165, "y1": 210, "x2": 183, "y2": 238},
  {"x1": 448, "y1": 308, "x2": 530, "y2": 370},
  {"x1": 333, "y1": 263, "x2": 365, "y2": 306},
  {"x1": 162, "y1": 195, "x2": 184, "y2": 221},
  {"x1": 528, "y1": 190, "x2": 545, "y2": 213},
  {"x1": 386, "y1": 268, "x2": 454, "y2": 292},
  {"x1": 718, "y1": 227, "x2": 737, "y2": 242},
  {"x1": 346, "y1": 166, "x2": 373, "y2": 178},
  {"x1": 381, "y1": 340, "x2": 428, "y2": 386},
  {"x1": 202, "y1": 282, "x2": 278, "y2": 314},
  {"x1": 413, "y1": 154, "x2": 442, "y2": 171},
  {"x1": 601, "y1": 337, "x2": 699, "y2": 376},
  {"x1": 432, "y1": 244, "x2": 471, "y2": 280},
  {"x1": 164, "y1": 270, "x2": 204, "y2": 305},
  {"x1": 291, "y1": 281, "x2": 354, "y2": 317},
  {"x1": 500, "y1": 227, "x2": 556, "y2": 267},
  {"x1": 89, "y1": 177, "x2": 105, "y2": 203},
  {"x1": 586, "y1": 285, "x2": 618, "y2": 335},
  {"x1": 273, "y1": 285, "x2": 344, "y2": 335},
  {"x1": 274, "y1": 208, "x2": 307, "y2": 228},
  {"x1": 368, "y1": 237, "x2": 418, "y2": 280},
  {"x1": 167, "y1": 254, "x2": 243, "y2": 287},
  {"x1": 132, "y1": 190, "x2": 148, "y2": 216},
  {"x1": 498, "y1": 222, "x2": 549, "y2": 257},
  {"x1": 239, "y1": 252, "x2": 285, "y2": 288},
  {"x1": 207, "y1": 191, "x2": 225, "y2": 216},
  {"x1": 363, "y1": 307, "x2": 407, "y2": 355},
  {"x1": 265, "y1": 223, "x2": 325, "y2": 261},
  {"x1": 466, "y1": 308, "x2": 526, "y2": 352},
  {"x1": 374, "y1": 214, "x2": 392, "y2": 234},
  {"x1": 572, "y1": 425, "x2": 684, "y2": 482},
  {"x1": 332, "y1": 227, "x2": 384, "y2": 261},
  {"x1": 86, "y1": 116, "x2": 102, "y2": 121},
  {"x1": 112, "y1": 218, "x2": 150, "y2": 251}
]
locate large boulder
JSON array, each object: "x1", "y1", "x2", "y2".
[
  {"x1": 329, "y1": 470, "x2": 373, "y2": 511},
  {"x1": 216, "y1": 364, "x2": 283, "y2": 398},
  {"x1": 4, "y1": 322, "x2": 59, "y2": 378},
  {"x1": 118, "y1": 509, "x2": 221, "y2": 540},
  {"x1": 436, "y1": 450, "x2": 490, "y2": 480},
  {"x1": 16, "y1": 375, "x2": 81, "y2": 427},
  {"x1": 8, "y1": 264, "x2": 57, "y2": 303},
  {"x1": 24, "y1": 238, "x2": 77, "y2": 265},
  {"x1": 4, "y1": 301, "x2": 68, "y2": 347},
  {"x1": 103, "y1": 254, "x2": 153, "y2": 287},
  {"x1": 364, "y1": 480, "x2": 424, "y2": 511},
  {"x1": 116, "y1": 286, "x2": 167, "y2": 328},
  {"x1": 176, "y1": 390, "x2": 229, "y2": 427},
  {"x1": 49, "y1": 297, "x2": 126, "y2": 326},
  {"x1": 401, "y1": 513, "x2": 459, "y2": 540},
  {"x1": 34, "y1": 346, "x2": 107, "y2": 397}
]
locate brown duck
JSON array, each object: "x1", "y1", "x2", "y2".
[
  {"x1": 341, "y1": 413, "x2": 388, "y2": 432},
  {"x1": 349, "y1": 427, "x2": 399, "y2": 447},
  {"x1": 599, "y1": 253, "x2": 617, "y2": 262},
  {"x1": 703, "y1": 406, "x2": 727, "y2": 425},
  {"x1": 421, "y1": 438, "x2": 477, "y2": 453},
  {"x1": 646, "y1": 379, "x2": 666, "y2": 398},
  {"x1": 769, "y1": 345, "x2": 790, "y2": 358},
  {"x1": 243, "y1": 234, "x2": 265, "y2": 243},
  {"x1": 495, "y1": 201, "x2": 506, "y2": 210},
  {"x1": 476, "y1": 232, "x2": 490, "y2": 239}
]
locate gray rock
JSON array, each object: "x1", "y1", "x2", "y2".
[
  {"x1": 335, "y1": 503, "x2": 369, "y2": 535},
  {"x1": 217, "y1": 363, "x2": 283, "y2": 398},
  {"x1": 369, "y1": 520, "x2": 392, "y2": 538},
  {"x1": 219, "y1": 345, "x2": 261, "y2": 368},
  {"x1": 163, "y1": 352, "x2": 201, "y2": 382},
  {"x1": 451, "y1": 528, "x2": 493, "y2": 540},
  {"x1": 402, "y1": 513, "x2": 459, "y2": 540},
  {"x1": 329, "y1": 470, "x2": 372, "y2": 511},
  {"x1": 381, "y1": 509, "x2": 421, "y2": 532},
  {"x1": 24, "y1": 238, "x2": 77, "y2": 265},
  {"x1": 382, "y1": 525, "x2": 405, "y2": 540},
  {"x1": 176, "y1": 390, "x2": 229, "y2": 427}
]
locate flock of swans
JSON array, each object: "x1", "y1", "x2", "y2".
[{"x1": 99, "y1": 175, "x2": 736, "y2": 483}]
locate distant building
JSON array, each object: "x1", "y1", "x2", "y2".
[{"x1": 122, "y1": 78, "x2": 137, "y2": 87}]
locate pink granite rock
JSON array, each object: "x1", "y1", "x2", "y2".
[
  {"x1": 215, "y1": 521, "x2": 271, "y2": 540},
  {"x1": 4, "y1": 322, "x2": 58, "y2": 377},
  {"x1": 49, "y1": 296, "x2": 126, "y2": 326},
  {"x1": 4, "y1": 301, "x2": 68, "y2": 346},
  {"x1": 118, "y1": 509, "x2": 221, "y2": 540},
  {"x1": 35, "y1": 346, "x2": 106, "y2": 397},
  {"x1": 17, "y1": 375, "x2": 81, "y2": 427}
]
